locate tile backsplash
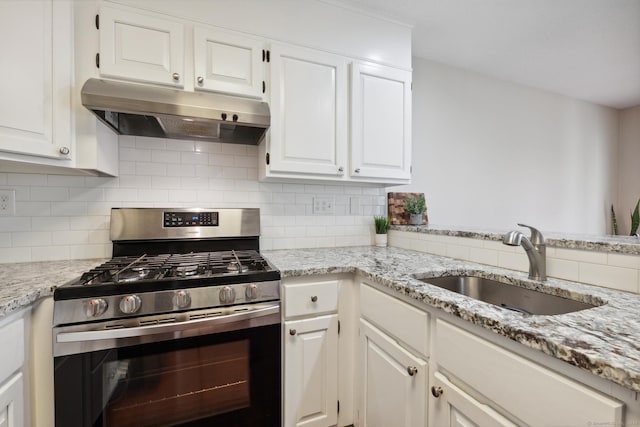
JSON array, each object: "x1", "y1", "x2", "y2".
[{"x1": 0, "y1": 136, "x2": 386, "y2": 263}]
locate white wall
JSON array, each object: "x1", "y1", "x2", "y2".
[
  {"x1": 394, "y1": 57, "x2": 620, "y2": 235},
  {"x1": 616, "y1": 106, "x2": 640, "y2": 235},
  {"x1": 0, "y1": 137, "x2": 385, "y2": 263}
]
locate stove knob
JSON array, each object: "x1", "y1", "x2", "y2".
[
  {"x1": 219, "y1": 286, "x2": 236, "y2": 304},
  {"x1": 119, "y1": 295, "x2": 142, "y2": 314},
  {"x1": 173, "y1": 290, "x2": 191, "y2": 309},
  {"x1": 85, "y1": 298, "x2": 108, "y2": 318},
  {"x1": 245, "y1": 284, "x2": 260, "y2": 300}
]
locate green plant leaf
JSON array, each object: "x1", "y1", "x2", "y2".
[
  {"x1": 374, "y1": 215, "x2": 390, "y2": 234},
  {"x1": 631, "y1": 199, "x2": 640, "y2": 236},
  {"x1": 611, "y1": 204, "x2": 619, "y2": 235}
]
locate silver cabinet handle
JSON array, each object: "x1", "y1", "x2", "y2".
[
  {"x1": 354, "y1": 168, "x2": 361, "y2": 173},
  {"x1": 311, "y1": 295, "x2": 318, "y2": 303},
  {"x1": 407, "y1": 366, "x2": 418, "y2": 376},
  {"x1": 197, "y1": 76, "x2": 204, "y2": 85},
  {"x1": 289, "y1": 329, "x2": 297, "y2": 336},
  {"x1": 172, "y1": 72, "x2": 180, "y2": 81},
  {"x1": 59, "y1": 146, "x2": 70, "y2": 155},
  {"x1": 431, "y1": 386, "x2": 443, "y2": 398},
  {"x1": 338, "y1": 166, "x2": 344, "y2": 173}
]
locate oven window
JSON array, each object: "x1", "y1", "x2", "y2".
[{"x1": 54, "y1": 324, "x2": 280, "y2": 427}]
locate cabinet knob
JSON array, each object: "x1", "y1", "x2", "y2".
[
  {"x1": 311, "y1": 295, "x2": 318, "y2": 303},
  {"x1": 172, "y1": 72, "x2": 180, "y2": 81},
  {"x1": 354, "y1": 168, "x2": 361, "y2": 173},
  {"x1": 59, "y1": 146, "x2": 70, "y2": 156},
  {"x1": 289, "y1": 329, "x2": 297, "y2": 336},
  {"x1": 407, "y1": 366, "x2": 418, "y2": 376},
  {"x1": 197, "y1": 76, "x2": 204, "y2": 85},
  {"x1": 338, "y1": 166, "x2": 344, "y2": 173},
  {"x1": 431, "y1": 386, "x2": 443, "y2": 398}
]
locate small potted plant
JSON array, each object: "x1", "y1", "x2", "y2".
[
  {"x1": 373, "y1": 215, "x2": 390, "y2": 247},
  {"x1": 404, "y1": 195, "x2": 426, "y2": 225}
]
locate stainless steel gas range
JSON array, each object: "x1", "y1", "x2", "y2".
[{"x1": 52, "y1": 208, "x2": 281, "y2": 427}]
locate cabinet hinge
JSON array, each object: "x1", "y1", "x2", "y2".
[
  {"x1": 338, "y1": 320, "x2": 341, "y2": 335},
  {"x1": 266, "y1": 50, "x2": 270, "y2": 62},
  {"x1": 95, "y1": 53, "x2": 100, "y2": 68},
  {"x1": 337, "y1": 400, "x2": 340, "y2": 413},
  {"x1": 262, "y1": 81, "x2": 266, "y2": 94},
  {"x1": 262, "y1": 49, "x2": 265, "y2": 62},
  {"x1": 95, "y1": 14, "x2": 99, "y2": 29},
  {"x1": 266, "y1": 152, "x2": 270, "y2": 165},
  {"x1": 410, "y1": 165, "x2": 412, "y2": 173}
]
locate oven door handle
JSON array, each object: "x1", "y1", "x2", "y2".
[{"x1": 56, "y1": 303, "x2": 280, "y2": 344}]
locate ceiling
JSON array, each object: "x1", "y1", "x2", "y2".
[{"x1": 334, "y1": 0, "x2": 640, "y2": 109}]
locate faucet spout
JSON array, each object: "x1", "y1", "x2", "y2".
[{"x1": 502, "y1": 224, "x2": 546, "y2": 281}]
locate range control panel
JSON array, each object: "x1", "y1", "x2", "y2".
[{"x1": 163, "y1": 211, "x2": 219, "y2": 227}]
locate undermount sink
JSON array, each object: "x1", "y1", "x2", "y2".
[{"x1": 417, "y1": 275, "x2": 598, "y2": 315}]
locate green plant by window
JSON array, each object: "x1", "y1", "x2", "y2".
[
  {"x1": 610, "y1": 199, "x2": 640, "y2": 236},
  {"x1": 403, "y1": 195, "x2": 426, "y2": 215},
  {"x1": 374, "y1": 216, "x2": 390, "y2": 234}
]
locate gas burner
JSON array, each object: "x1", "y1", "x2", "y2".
[
  {"x1": 175, "y1": 264, "x2": 200, "y2": 277},
  {"x1": 115, "y1": 267, "x2": 156, "y2": 283},
  {"x1": 227, "y1": 261, "x2": 249, "y2": 273}
]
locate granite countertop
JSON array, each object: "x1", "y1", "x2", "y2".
[
  {"x1": 0, "y1": 259, "x2": 108, "y2": 317},
  {"x1": 2, "y1": 247, "x2": 640, "y2": 393},
  {"x1": 263, "y1": 246, "x2": 640, "y2": 393},
  {"x1": 391, "y1": 224, "x2": 640, "y2": 255}
]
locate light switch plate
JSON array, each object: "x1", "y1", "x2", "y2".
[{"x1": 0, "y1": 189, "x2": 16, "y2": 216}]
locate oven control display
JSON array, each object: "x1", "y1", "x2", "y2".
[{"x1": 163, "y1": 211, "x2": 219, "y2": 227}]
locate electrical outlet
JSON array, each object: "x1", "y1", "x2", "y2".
[
  {"x1": 0, "y1": 189, "x2": 16, "y2": 216},
  {"x1": 313, "y1": 197, "x2": 335, "y2": 215}
]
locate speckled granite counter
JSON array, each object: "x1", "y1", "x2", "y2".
[
  {"x1": 391, "y1": 224, "x2": 640, "y2": 255},
  {"x1": 263, "y1": 246, "x2": 640, "y2": 393},
  {"x1": 0, "y1": 259, "x2": 107, "y2": 317}
]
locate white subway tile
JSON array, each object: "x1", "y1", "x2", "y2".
[
  {"x1": 196, "y1": 190, "x2": 224, "y2": 203},
  {"x1": 136, "y1": 162, "x2": 167, "y2": 176},
  {"x1": 222, "y1": 167, "x2": 248, "y2": 180},
  {"x1": 51, "y1": 202, "x2": 88, "y2": 216},
  {"x1": 119, "y1": 161, "x2": 137, "y2": 175},
  {"x1": 12, "y1": 232, "x2": 52, "y2": 247},
  {"x1": 234, "y1": 156, "x2": 256, "y2": 168},
  {"x1": 0, "y1": 233, "x2": 11, "y2": 248},
  {"x1": 135, "y1": 136, "x2": 166, "y2": 150},
  {"x1": 69, "y1": 188, "x2": 105, "y2": 202},
  {"x1": 120, "y1": 147, "x2": 151, "y2": 162},
  {"x1": 468, "y1": 247, "x2": 499, "y2": 266},
  {"x1": 32, "y1": 245, "x2": 69, "y2": 261},
  {"x1": 578, "y1": 263, "x2": 638, "y2": 293},
  {"x1": 0, "y1": 173, "x2": 6, "y2": 186},
  {"x1": 52, "y1": 230, "x2": 89, "y2": 245},
  {"x1": 235, "y1": 180, "x2": 259, "y2": 192},
  {"x1": 547, "y1": 258, "x2": 580, "y2": 282},
  {"x1": 85, "y1": 176, "x2": 119, "y2": 188},
  {"x1": 180, "y1": 177, "x2": 209, "y2": 189},
  {"x1": 221, "y1": 144, "x2": 248, "y2": 155},
  {"x1": 497, "y1": 252, "x2": 528, "y2": 273},
  {"x1": 168, "y1": 189, "x2": 197, "y2": 202},
  {"x1": 166, "y1": 139, "x2": 195, "y2": 152},
  {"x1": 223, "y1": 191, "x2": 249, "y2": 203},
  {"x1": 446, "y1": 244, "x2": 470, "y2": 261},
  {"x1": 151, "y1": 150, "x2": 180, "y2": 164},
  {"x1": 0, "y1": 217, "x2": 32, "y2": 232},
  {"x1": 152, "y1": 176, "x2": 181, "y2": 189},
  {"x1": 120, "y1": 136, "x2": 136, "y2": 147},
  {"x1": 607, "y1": 253, "x2": 640, "y2": 269},
  {"x1": 47, "y1": 175, "x2": 85, "y2": 187},
  {"x1": 116, "y1": 176, "x2": 151, "y2": 189},
  {"x1": 136, "y1": 189, "x2": 169, "y2": 202},
  {"x1": 181, "y1": 152, "x2": 209, "y2": 165},
  {"x1": 554, "y1": 248, "x2": 608, "y2": 265},
  {"x1": 284, "y1": 204, "x2": 306, "y2": 216},
  {"x1": 31, "y1": 217, "x2": 70, "y2": 232},
  {"x1": 0, "y1": 247, "x2": 31, "y2": 262},
  {"x1": 87, "y1": 202, "x2": 117, "y2": 216},
  {"x1": 8, "y1": 173, "x2": 47, "y2": 186},
  {"x1": 16, "y1": 202, "x2": 51, "y2": 217},
  {"x1": 12, "y1": 187, "x2": 29, "y2": 201},
  {"x1": 195, "y1": 165, "x2": 223, "y2": 177},
  {"x1": 70, "y1": 244, "x2": 109, "y2": 260},
  {"x1": 104, "y1": 188, "x2": 139, "y2": 202},
  {"x1": 30, "y1": 187, "x2": 69, "y2": 202},
  {"x1": 209, "y1": 153, "x2": 235, "y2": 166},
  {"x1": 194, "y1": 141, "x2": 222, "y2": 153},
  {"x1": 167, "y1": 164, "x2": 196, "y2": 177},
  {"x1": 69, "y1": 216, "x2": 108, "y2": 231}
]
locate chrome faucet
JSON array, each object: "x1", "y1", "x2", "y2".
[{"x1": 502, "y1": 223, "x2": 546, "y2": 281}]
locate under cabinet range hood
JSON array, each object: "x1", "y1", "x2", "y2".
[{"x1": 81, "y1": 78, "x2": 270, "y2": 145}]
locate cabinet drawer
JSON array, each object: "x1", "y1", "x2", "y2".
[
  {"x1": 360, "y1": 284, "x2": 429, "y2": 357},
  {"x1": 283, "y1": 280, "x2": 338, "y2": 319},
  {"x1": 0, "y1": 318, "x2": 24, "y2": 383},
  {"x1": 436, "y1": 319, "x2": 623, "y2": 426}
]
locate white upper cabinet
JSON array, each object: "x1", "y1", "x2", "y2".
[
  {"x1": 351, "y1": 62, "x2": 412, "y2": 181},
  {"x1": 99, "y1": 6, "x2": 185, "y2": 87},
  {"x1": 267, "y1": 43, "x2": 349, "y2": 177},
  {"x1": 0, "y1": 0, "x2": 73, "y2": 161},
  {"x1": 193, "y1": 27, "x2": 265, "y2": 98}
]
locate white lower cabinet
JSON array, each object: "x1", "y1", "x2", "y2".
[
  {"x1": 0, "y1": 373, "x2": 23, "y2": 427},
  {"x1": 0, "y1": 309, "x2": 29, "y2": 427},
  {"x1": 430, "y1": 371, "x2": 516, "y2": 427},
  {"x1": 358, "y1": 319, "x2": 427, "y2": 427},
  {"x1": 283, "y1": 279, "x2": 340, "y2": 427},
  {"x1": 431, "y1": 319, "x2": 624, "y2": 427}
]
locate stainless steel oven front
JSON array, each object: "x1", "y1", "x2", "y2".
[{"x1": 53, "y1": 302, "x2": 281, "y2": 427}]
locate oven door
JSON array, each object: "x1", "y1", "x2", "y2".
[{"x1": 53, "y1": 303, "x2": 280, "y2": 427}]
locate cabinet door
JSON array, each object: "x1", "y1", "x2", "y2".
[
  {"x1": 0, "y1": 373, "x2": 24, "y2": 427},
  {"x1": 0, "y1": 0, "x2": 72, "y2": 160},
  {"x1": 99, "y1": 6, "x2": 184, "y2": 87},
  {"x1": 193, "y1": 27, "x2": 265, "y2": 98},
  {"x1": 430, "y1": 371, "x2": 517, "y2": 427},
  {"x1": 358, "y1": 319, "x2": 426, "y2": 427},
  {"x1": 351, "y1": 62, "x2": 411, "y2": 181},
  {"x1": 284, "y1": 315, "x2": 338, "y2": 427},
  {"x1": 268, "y1": 43, "x2": 348, "y2": 177}
]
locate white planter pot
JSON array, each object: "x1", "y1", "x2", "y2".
[
  {"x1": 374, "y1": 233, "x2": 388, "y2": 247},
  {"x1": 410, "y1": 213, "x2": 423, "y2": 225}
]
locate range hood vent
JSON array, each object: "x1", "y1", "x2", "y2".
[{"x1": 81, "y1": 78, "x2": 270, "y2": 145}]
